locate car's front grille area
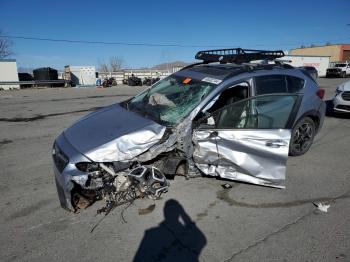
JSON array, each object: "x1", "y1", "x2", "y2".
[
  {"x1": 335, "y1": 104, "x2": 350, "y2": 111},
  {"x1": 341, "y1": 91, "x2": 350, "y2": 101},
  {"x1": 53, "y1": 143, "x2": 69, "y2": 173},
  {"x1": 327, "y1": 69, "x2": 340, "y2": 73}
]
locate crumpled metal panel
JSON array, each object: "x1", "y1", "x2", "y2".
[
  {"x1": 84, "y1": 123, "x2": 166, "y2": 162},
  {"x1": 193, "y1": 129, "x2": 291, "y2": 188},
  {"x1": 63, "y1": 104, "x2": 165, "y2": 162},
  {"x1": 137, "y1": 132, "x2": 177, "y2": 162},
  {"x1": 63, "y1": 103, "x2": 167, "y2": 162}
]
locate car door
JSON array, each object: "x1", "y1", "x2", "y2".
[{"x1": 192, "y1": 94, "x2": 301, "y2": 188}]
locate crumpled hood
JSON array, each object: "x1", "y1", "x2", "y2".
[
  {"x1": 64, "y1": 103, "x2": 166, "y2": 162},
  {"x1": 337, "y1": 80, "x2": 350, "y2": 92}
]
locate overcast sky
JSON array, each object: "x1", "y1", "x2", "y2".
[{"x1": 1, "y1": 0, "x2": 349, "y2": 70}]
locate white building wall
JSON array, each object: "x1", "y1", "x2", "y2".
[
  {"x1": 0, "y1": 60, "x2": 20, "y2": 90},
  {"x1": 69, "y1": 66, "x2": 96, "y2": 86},
  {"x1": 281, "y1": 55, "x2": 330, "y2": 77}
]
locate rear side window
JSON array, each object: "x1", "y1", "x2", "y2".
[
  {"x1": 255, "y1": 75, "x2": 304, "y2": 95},
  {"x1": 255, "y1": 75, "x2": 287, "y2": 95},
  {"x1": 286, "y1": 76, "x2": 305, "y2": 93}
]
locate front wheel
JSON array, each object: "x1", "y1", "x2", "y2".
[{"x1": 289, "y1": 117, "x2": 316, "y2": 156}]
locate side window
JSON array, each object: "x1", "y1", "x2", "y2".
[
  {"x1": 196, "y1": 82, "x2": 249, "y2": 121},
  {"x1": 255, "y1": 75, "x2": 287, "y2": 95},
  {"x1": 286, "y1": 76, "x2": 305, "y2": 93},
  {"x1": 207, "y1": 83, "x2": 249, "y2": 113},
  {"x1": 196, "y1": 95, "x2": 298, "y2": 129}
]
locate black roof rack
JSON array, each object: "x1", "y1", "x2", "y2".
[{"x1": 195, "y1": 48, "x2": 285, "y2": 64}]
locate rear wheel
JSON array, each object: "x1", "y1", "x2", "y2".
[{"x1": 289, "y1": 117, "x2": 316, "y2": 156}]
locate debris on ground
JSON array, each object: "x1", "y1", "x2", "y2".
[
  {"x1": 221, "y1": 183, "x2": 233, "y2": 189},
  {"x1": 138, "y1": 204, "x2": 156, "y2": 215},
  {"x1": 313, "y1": 202, "x2": 330, "y2": 212}
]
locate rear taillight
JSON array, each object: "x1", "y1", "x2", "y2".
[{"x1": 316, "y1": 89, "x2": 325, "y2": 100}]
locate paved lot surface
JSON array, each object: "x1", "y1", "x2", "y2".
[{"x1": 0, "y1": 79, "x2": 349, "y2": 262}]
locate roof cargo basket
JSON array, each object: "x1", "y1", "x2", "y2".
[{"x1": 195, "y1": 48, "x2": 285, "y2": 64}]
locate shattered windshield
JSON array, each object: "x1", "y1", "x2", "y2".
[{"x1": 128, "y1": 75, "x2": 216, "y2": 125}]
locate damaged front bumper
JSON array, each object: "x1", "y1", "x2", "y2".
[
  {"x1": 52, "y1": 130, "x2": 174, "y2": 211},
  {"x1": 52, "y1": 134, "x2": 93, "y2": 210}
]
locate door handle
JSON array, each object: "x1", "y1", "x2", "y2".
[{"x1": 265, "y1": 140, "x2": 287, "y2": 148}]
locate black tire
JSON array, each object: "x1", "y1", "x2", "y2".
[{"x1": 289, "y1": 117, "x2": 316, "y2": 156}]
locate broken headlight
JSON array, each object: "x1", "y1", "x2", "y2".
[{"x1": 75, "y1": 162, "x2": 99, "y2": 172}]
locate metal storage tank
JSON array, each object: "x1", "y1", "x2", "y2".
[
  {"x1": 33, "y1": 67, "x2": 60, "y2": 87},
  {"x1": 33, "y1": 67, "x2": 58, "y2": 81}
]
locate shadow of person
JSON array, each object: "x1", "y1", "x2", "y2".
[{"x1": 133, "y1": 199, "x2": 207, "y2": 262}]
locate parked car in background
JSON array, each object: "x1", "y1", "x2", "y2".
[
  {"x1": 127, "y1": 74, "x2": 142, "y2": 86},
  {"x1": 333, "y1": 80, "x2": 350, "y2": 113},
  {"x1": 52, "y1": 48, "x2": 326, "y2": 211},
  {"x1": 299, "y1": 66, "x2": 318, "y2": 80},
  {"x1": 142, "y1": 77, "x2": 160, "y2": 86},
  {"x1": 102, "y1": 77, "x2": 117, "y2": 87},
  {"x1": 326, "y1": 62, "x2": 350, "y2": 78}
]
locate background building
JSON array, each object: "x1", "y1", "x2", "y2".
[
  {"x1": 290, "y1": 44, "x2": 350, "y2": 62},
  {"x1": 0, "y1": 59, "x2": 20, "y2": 90},
  {"x1": 64, "y1": 66, "x2": 96, "y2": 86},
  {"x1": 280, "y1": 55, "x2": 330, "y2": 77}
]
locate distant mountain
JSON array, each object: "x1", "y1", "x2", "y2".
[{"x1": 152, "y1": 61, "x2": 190, "y2": 70}]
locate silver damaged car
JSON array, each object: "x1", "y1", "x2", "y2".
[{"x1": 52, "y1": 48, "x2": 326, "y2": 211}]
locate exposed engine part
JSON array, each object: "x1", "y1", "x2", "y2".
[
  {"x1": 100, "y1": 163, "x2": 117, "y2": 176},
  {"x1": 90, "y1": 166, "x2": 169, "y2": 232},
  {"x1": 94, "y1": 166, "x2": 169, "y2": 215},
  {"x1": 84, "y1": 171, "x2": 104, "y2": 189},
  {"x1": 113, "y1": 161, "x2": 132, "y2": 172},
  {"x1": 114, "y1": 174, "x2": 131, "y2": 192}
]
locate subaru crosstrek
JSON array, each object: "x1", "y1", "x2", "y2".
[{"x1": 52, "y1": 48, "x2": 326, "y2": 211}]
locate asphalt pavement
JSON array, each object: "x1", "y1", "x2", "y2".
[{"x1": 0, "y1": 79, "x2": 349, "y2": 262}]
